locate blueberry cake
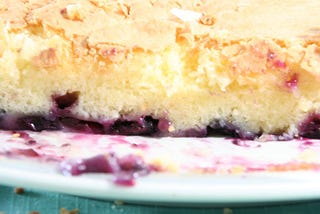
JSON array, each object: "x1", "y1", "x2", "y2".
[{"x1": 0, "y1": 0, "x2": 320, "y2": 139}]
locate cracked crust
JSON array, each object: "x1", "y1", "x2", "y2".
[{"x1": 3, "y1": 1, "x2": 320, "y2": 50}]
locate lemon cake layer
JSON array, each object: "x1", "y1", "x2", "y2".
[{"x1": 0, "y1": 0, "x2": 320, "y2": 139}]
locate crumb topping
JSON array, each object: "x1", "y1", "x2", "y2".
[
  {"x1": 199, "y1": 14, "x2": 215, "y2": 26},
  {"x1": 1, "y1": 0, "x2": 320, "y2": 52},
  {"x1": 60, "y1": 4, "x2": 84, "y2": 21}
]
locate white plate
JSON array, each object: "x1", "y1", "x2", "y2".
[{"x1": 1, "y1": 131, "x2": 320, "y2": 205}]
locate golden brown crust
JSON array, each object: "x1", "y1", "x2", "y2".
[{"x1": 2, "y1": 0, "x2": 320, "y2": 51}]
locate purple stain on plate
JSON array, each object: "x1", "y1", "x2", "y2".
[
  {"x1": 12, "y1": 148, "x2": 40, "y2": 157},
  {"x1": 298, "y1": 140, "x2": 320, "y2": 150},
  {"x1": 118, "y1": 154, "x2": 150, "y2": 175},
  {"x1": 113, "y1": 171, "x2": 136, "y2": 186},
  {"x1": 12, "y1": 131, "x2": 38, "y2": 145},
  {"x1": 60, "y1": 154, "x2": 119, "y2": 176},
  {"x1": 130, "y1": 142, "x2": 149, "y2": 149},
  {"x1": 302, "y1": 141, "x2": 314, "y2": 146},
  {"x1": 231, "y1": 139, "x2": 261, "y2": 148},
  {"x1": 60, "y1": 153, "x2": 152, "y2": 186}
]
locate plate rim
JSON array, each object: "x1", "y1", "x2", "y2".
[{"x1": 1, "y1": 157, "x2": 320, "y2": 205}]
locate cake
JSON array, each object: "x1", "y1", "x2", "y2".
[{"x1": 0, "y1": 0, "x2": 320, "y2": 139}]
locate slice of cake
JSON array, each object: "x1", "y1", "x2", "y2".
[{"x1": 0, "y1": 0, "x2": 320, "y2": 139}]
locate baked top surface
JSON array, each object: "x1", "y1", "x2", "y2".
[{"x1": 1, "y1": 0, "x2": 320, "y2": 52}]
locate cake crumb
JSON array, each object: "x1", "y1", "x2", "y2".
[
  {"x1": 168, "y1": 125, "x2": 175, "y2": 132},
  {"x1": 229, "y1": 166, "x2": 245, "y2": 174},
  {"x1": 118, "y1": 2, "x2": 131, "y2": 17},
  {"x1": 199, "y1": 14, "x2": 215, "y2": 26},
  {"x1": 223, "y1": 208, "x2": 233, "y2": 214},
  {"x1": 32, "y1": 48, "x2": 59, "y2": 68},
  {"x1": 12, "y1": 133, "x2": 20, "y2": 138},
  {"x1": 14, "y1": 187, "x2": 25, "y2": 194},
  {"x1": 60, "y1": 4, "x2": 84, "y2": 21},
  {"x1": 60, "y1": 208, "x2": 79, "y2": 214},
  {"x1": 114, "y1": 200, "x2": 124, "y2": 205}
]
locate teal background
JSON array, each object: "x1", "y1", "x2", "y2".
[{"x1": 1, "y1": 185, "x2": 319, "y2": 214}]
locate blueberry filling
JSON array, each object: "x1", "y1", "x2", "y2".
[
  {"x1": 1, "y1": 92, "x2": 318, "y2": 139},
  {"x1": 13, "y1": 131, "x2": 37, "y2": 145},
  {"x1": 0, "y1": 112, "x2": 294, "y2": 139},
  {"x1": 0, "y1": 109, "x2": 6, "y2": 116},
  {"x1": 0, "y1": 114, "x2": 161, "y2": 135},
  {"x1": 60, "y1": 117, "x2": 105, "y2": 134},
  {"x1": 109, "y1": 116, "x2": 158, "y2": 135},
  {"x1": 208, "y1": 121, "x2": 257, "y2": 140},
  {"x1": 299, "y1": 113, "x2": 320, "y2": 139},
  {"x1": 17, "y1": 116, "x2": 61, "y2": 132}
]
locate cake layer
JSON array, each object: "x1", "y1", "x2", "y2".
[{"x1": 0, "y1": 0, "x2": 320, "y2": 138}]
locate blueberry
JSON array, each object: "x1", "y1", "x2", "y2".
[
  {"x1": 60, "y1": 118, "x2": 105, "y2": 134},
  {"x1": 53, "y1": 91, "x2": 79, "y2": 110},
  {"x1": 18, "y1": 116, "x2": 61, "y2": 131},
  {"x1": 208, "y1": 120, "x2": 257, "y2": 140},
  {"x1": 110, "y1": 116, "x2": 158, "y2": 135},
  {"x1": 299, "y1": 114, "x2": 320, "y2": 139}
]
